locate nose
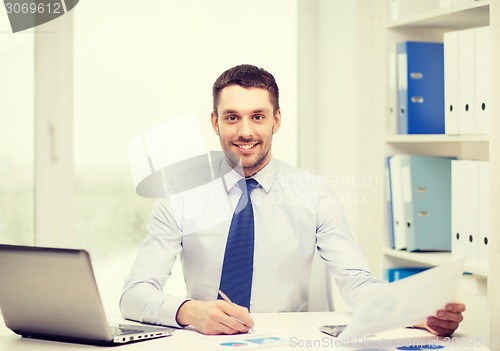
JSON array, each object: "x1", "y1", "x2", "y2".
[{"x1": 238, "y1": 118, "x2": 254, "y2": 139}]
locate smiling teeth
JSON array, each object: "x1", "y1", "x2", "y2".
[{"x1": 239, "y1": 144, "x2": 255, "y2": 150}]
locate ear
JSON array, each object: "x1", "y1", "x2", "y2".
[
  {"x1": 211, "y1": 111, "x2": 220, "y2": 135},
  {"x1": 272, "y1": 109, "x2": 281, "y2": 134}
]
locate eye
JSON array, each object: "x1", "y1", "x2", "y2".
[
  {"x1": 225, "y1": 115, "x2": 238, "y2": 122},
  {"x1": 254, "y1": 114, "x2": 265, "y2": 121}
]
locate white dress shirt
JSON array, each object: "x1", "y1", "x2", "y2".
[{"x1": 120, "y1": 157, "x2": 383, "y2": 327}]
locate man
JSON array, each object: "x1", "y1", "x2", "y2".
[{"x1": 120, "y1": 64, "x2": 465, "y2": 336}]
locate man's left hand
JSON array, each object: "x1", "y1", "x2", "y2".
[{"x1": 424, "y1": 302, "x2": 466, "y2": 336}]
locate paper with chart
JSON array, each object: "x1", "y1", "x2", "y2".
[
  {"x1": 337, "y1": 259, "x2": 465, "y2": 341},
  {"x1": 175, "y1": 328, "x2": 289, "y2": 350}
]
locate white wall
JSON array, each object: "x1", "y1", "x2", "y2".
[
  {"x1": 73, "y1": 0, "x2": 299, "y2": 176},
  {"x1": 300, "y1": 0, "x2": 385, "y2": 277}
]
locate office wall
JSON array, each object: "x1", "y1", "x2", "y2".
[
  {"x1": 300, "y1": 0, "x2": 385, "y2": 277},
  {"x1": 73, "y1": 0, "x2": 299, "y2": 174},
  {"x1": 71, "y1": 0, "x2": 299, "y2": 259}
]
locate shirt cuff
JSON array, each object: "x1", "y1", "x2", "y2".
[{"x1": 160, "y1": 295, "x2": 192, "y2": 328}]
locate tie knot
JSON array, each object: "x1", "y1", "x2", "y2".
[{"x1": 238, "y1": 178, "x2": 259, "y2": 195}]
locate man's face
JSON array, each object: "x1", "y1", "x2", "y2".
[{"x1": 211, "y1": 85, "x2": 281, "y2": 177}]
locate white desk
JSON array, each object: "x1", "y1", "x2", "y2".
[{"x1": 0, "y1": 312, "x2": 493, "y2": 350}]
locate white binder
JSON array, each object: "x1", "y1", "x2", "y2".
[
  {"x1": 451, "y1": 161, "x2": 464, "y2": 260},
  {"x1": 451, "y1": 160, "x2": 477, "y2": 265},
  {"x1": 388, "y1": 52, "x2": 398, "y2": 134},
  {"x1": 474, "y1": 26, "x2": 491, "y2": 135},
  {"x1": 463, "y1": 160, "x2": 479, "y2": 268},
  {"x1": 444, "y1": 31, "x2": 458, "y2": 135},
  {"x1": 477, "y1": 161, "x2": 490, "y2": 269},
  {"x1": 457, "y1": 29, "x2": 475, "y2": 135},
  {"x1": 389, "y1": 154, "x2": 407, "y2": 250}
]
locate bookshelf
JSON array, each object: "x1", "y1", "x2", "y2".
[
  {"x1": 385, "y1": 134, "x2": 489, "y2": 143},
  {"x1": 387, "y1": 2, "x2": 489, "y2": 29},
  {"x1": 382, "y1": 248, "x2": 488, "y2": 278},
  {"x1": 386, "y1": 134, "x2": 489, "y2": 160},
  {"x1": 382, "y1": 0, "x2": 499, "y2": 343}
]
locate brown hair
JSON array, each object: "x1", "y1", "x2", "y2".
[{"x1": 212, "y1": 64, "x2": 280, "y2": 116}]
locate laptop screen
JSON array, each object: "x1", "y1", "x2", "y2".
[{"x1": 0, "y1": 245, "x2": 116, "y2": 341}]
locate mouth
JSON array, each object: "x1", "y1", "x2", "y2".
[{"x1": 234, "y1": 142, "x2": 258, "y2": 153}]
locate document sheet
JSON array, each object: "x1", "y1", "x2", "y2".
[
  {"x1": 338, "y1": 259, "x2": 465, "y2": 341},
  {"x1": 175, "y1": 328, "x2": 289, "y2": 350}
]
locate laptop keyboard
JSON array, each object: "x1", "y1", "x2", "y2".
[{"x1": 109, "y1": 326, "x2": 144, "y2": 336}]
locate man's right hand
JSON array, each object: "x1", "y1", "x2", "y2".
[{"x1": 175, "y1": 300, "x2": 254, "y2": 335}]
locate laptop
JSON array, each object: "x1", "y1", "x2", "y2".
[{"x1": 0, "y1": 244, "x2": 174, "y2": 346}]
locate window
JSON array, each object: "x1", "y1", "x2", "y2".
[{"x1": 0, "y1": 14, "x2": 35, "y2": 245}]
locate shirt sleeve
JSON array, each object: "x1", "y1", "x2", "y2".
[
  {"x1": 315, "y1": 182, "x2": 385, "y2": 308},
  {"x1": 119, "y1": 198, "x2": 188, "y2": 328}
]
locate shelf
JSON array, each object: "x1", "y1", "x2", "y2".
[
  {"x1": 382, "y1": 248, "x2": 488, "y2": 277},
  {"x1": 382, "y1": 0, "x2": 497, "y2": 339},
  {"x1": 384, "y1": 134, "x2": 489, "y2": 160},
  {"x1": 388, "y1": 2, "x2": 489, "y2": 29},
  {"x1": 385, "y1": 134, "x2": 489, "y2": 143}
]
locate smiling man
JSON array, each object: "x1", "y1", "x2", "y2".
[
  {"x1": 120, "y1": 64, "x2": 465, "y2": 337},
  {"x1": 211, "y1": 82, "x2": 280, "y2": 177}
]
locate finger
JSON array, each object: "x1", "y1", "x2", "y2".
[
  {"x1": 423, "y1": 323, "x2": 439, "y2": 336},
  {"x1": 213, "y1": 303, "x2": 250, "y2": 333},
  {"x1": 436, "y1": 309, "x2": 463, "y2": 323},
  {"x1": 220, "y1": 315, "x2": 251, "y2": 333},
  {"x1": 446, "y1": 302, "x2": 466, "y2": 313},
  {"x1": 216, "y1": 320, "x2": 246, "y2": 335},
  {"x1": 200, "y1": 313, "x2": 245, "y2": 335},
  {"x1": 427, "y1": 316, "x2": 458, "y2": 336},
  {"x1": 426, "y1": 324, "x2": 454, "y2": 337},
  {"x1": 220, "y1": 301, "x2": 255, "y2": 329},
  {"x1": 427, "y1": 325, "x2": 452, "y2": 337},
  {"x1": 230, "y1": 306, "x2": 254, "y2": 329}
]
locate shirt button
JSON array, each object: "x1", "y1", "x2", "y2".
[{"x1": 250, "y1": 299, "x2": 254, "y2": 305}]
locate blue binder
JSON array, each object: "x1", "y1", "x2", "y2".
[
  {"x1": 386, "y1": 267, "x2": 429, "y2": 282},
  {"x1": 397, "y1": 41, "x2": 445, "y2": 134},
  {"x1": 401, "y1": 156, "x2": 452, "y2": 251}
]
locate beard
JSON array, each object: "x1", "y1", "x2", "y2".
[{"x1": 223, "y1": 138, "x2": 272, "y2": 177}]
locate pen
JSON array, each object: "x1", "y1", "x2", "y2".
[{"x1": 218, "y1": 290, "x2": 254, "y2": 332}]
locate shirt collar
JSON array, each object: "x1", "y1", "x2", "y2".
[{"x1": 219, "y1": 157, "x2": 276, "y2": 194}]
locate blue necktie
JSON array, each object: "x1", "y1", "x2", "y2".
[{"x1": 218, "y1": 178, "x2": 259, "y2": 309}]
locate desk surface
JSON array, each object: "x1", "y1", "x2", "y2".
[{"x1": 0, "y1": 312, "x2": 493, "y2": 350}]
